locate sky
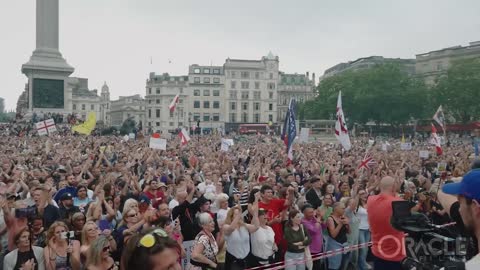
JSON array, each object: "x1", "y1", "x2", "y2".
[{"x1": 1, "y1": 0, "x2": 479, "y2": 111}]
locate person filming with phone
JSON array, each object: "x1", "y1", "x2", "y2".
[{"x1": 44, "y1": 221, "x2": 80, "y2": 270}]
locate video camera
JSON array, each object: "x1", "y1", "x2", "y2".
[{"x1": 391, "y1": 201, "x2": 466, "y2": 270}]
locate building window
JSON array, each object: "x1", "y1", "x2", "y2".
[
  {"x1": 213, "y1": 101, "x2": 220, "y2": 109},
  {"x1": 269, "y1": 92, "x2": 274, "y2": 99},
  {"x1": 241, "y1": 91, "x2": 249, "y2": 99},
  {"x1": 169, "y1": 110, "x2": 174, "y2": 118},
  {"x1": 156, "y1": 99, "x2": 160, "y2": 104},
  {"x1": 203, "y1": 89, "x2": 210, "y2": 96},
  {"x1": 194, "y1": 68, "x2": 201, "y2": 74},
  {"x1": 203, "y1": 68, "x2": 210, "y2": 74},
  {"x1": 242, "y1": 102, "x2": 248, "y2": 111},
  {"x1": 231, "y1": 71, "x2": 236, "y2": 78},
  {"x1": 230, "y1": 102, "x2": 236, "y2": 110},
  {"x1": 231, "y1": 81, "x2": 236, "y2": 89},
  {"x1": 203, "y1": 113, "x2": 210, "y2": 122},
  {"x1": 241, "y1": 81, "x2": 249, "y2": 89},
  {"x1": 194, "y1": 89, "x2": 200, "y2": 96},
  {"x1": 148, "y1": 109, "x2": 151, "y2": 118},
  {"x1": 156, "y1": 122, "x2": 160, "y2": 126},
  {"x1": 156, "y1": 88, "x2": 160, "y2": 94},
  {"x1": 213, "y1": 69, "x2": 220, "y2": 74},
  {"x1": 179, "y1": 99, "x2": 183, "y2": 104},
  {"x1": 254, "y1": 91, "x2": 261, "y2": 99},
  {"x1": 242, "y1": 113, "x2": 248, "y2": 123},
  {"x1": 254, "y1": 102, "x2": 260, "y2": 111},
  {"x1": 170, "y1": 122, "x2": 174, "y2": 126},
  {"x1": 213, "y1": 77, "x2": 220, "y2": 83},
  {"x1": 254, "y1": 113, "x2": 260, "y2": 123},
  {"x1": 230, "y1": 113, "x2": 236, "y2": 122},
  {"x1": 213, "y1": 90, "x2": 220, "y2": 96},
  {"x1": 194, "y1": 101, "x2": 200, "y2": 108},
  {"x1": 193, "y1": 113, "x2": 200, "y2": 121},
  {"x1": 241, "y1": 71, "x2": 250, "y2": 79},
  {"x1": 255, "y1": 72, "x2": 260, "y2": 79},
  {"x1": 269, "y1": 114, "x2": 273, "y2": 122},
  {"x1": 269, "y1": 73, "x2": 273, "y2": 79},
  {"x1": 203, "y1": 101, "x2": 210, "y2": 108},
  {"x1": 230, "y1": 91, "x2": 237, "y2": 99},
  {"x1": 203, "y1": 77, "x2": 210, "y2": 83},
  {"x1": 148, "y1": 100, "x2": 152, "y2": 104},
  {"x1": 268, "y1": 83, "x2": 275, "y2": 90},
  {"x1": 213, "y1": 113, "x2": 220, "y2": 121},
  {"x1": 82, "y1": 104, "x2": 85, "y2": 110},
  {"x1": 269, "y1": 103, "x2": 273, "y2": 111},
  {"x1": 180, "y1": 87, "x2": 184, "y2": 93},
  {"x1": 73, "y1": 104, "x2": 76, "y2": 110},
  {"x1": 156, "y1": 109, "x2": 160, "y2": 118},
  {"x1": 255, "y1": 82, "x2": 260, "y2": 89},
  {"x1": 148, "y1": 88, "x2": 152, "y2": 94},
  {"x1": 194, "y1": 77, "x2": 200, "y2": 83}
]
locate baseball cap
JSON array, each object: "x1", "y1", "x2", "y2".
[
  {"x1": 442, "y1": 169, "x2": 480, "y2": 200},
  {"x1": 60, "y1": 193, "x2": 73, "y2": 201}
]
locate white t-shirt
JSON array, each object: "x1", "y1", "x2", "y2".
[
  {"x1": 466, "y1": 253, "x2": 480, "y2": 270},
  {"x1": 197, "y1": 182, "x2": 215, "y2": 194},
  {"x1": 168, "y1": 199, "x2": 179, "y2": 210},
  {"x1": 225, "y1": 226, "x2": 250, "y2": 259},
  {"x1": 357, "y1": 205, "x2": 370, "y2": 230},
  {"x1": 216, "y1": 208, "x2": 229, "y2": 225},
  {"x1": 251, "y1": 226, "x2": 275, "y2": 260}
]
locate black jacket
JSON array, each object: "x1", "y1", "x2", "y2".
[{"x1": 305, "y1": 188, "x2": 322, "y2": 209}]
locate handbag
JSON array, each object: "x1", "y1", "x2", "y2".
[{"x1": 300, "y1": 224, "x2": 313, "y2": 270}]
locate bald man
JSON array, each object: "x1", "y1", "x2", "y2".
[{"x1": 367, "y1": 176, "x2": 406, "y2": 270}]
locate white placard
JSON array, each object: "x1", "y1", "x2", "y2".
[
  {"x1": 182, "y1": 240, "x2": 195, "y2": 270},
  {"x1": 123, "y1": 135, "x2": 129, "y2": 141},
  {"x1": 368, "y1": 139, "x2": 375, "y2": 146},
  {"x1": 299, "y1": 128, "x2": 310, "y2": 143},
  {"x1": 419, "y1": 150, "x2": 429, "y2": 159},
  {"x1": 400, "y1": 142, "x2": 412, "y2": 150},
  {"x1": 149, "y1": 137, "x2": 167, "y2": 150},
  {"x1": 381, "y1": 143, "x2": 388, "y2": 151},
  {"x1": 129, "y1": 133, "x2": 135, "y2": 139},
  {"x1": 221, "y1": 138, "x2": 234, "y2": 152}
]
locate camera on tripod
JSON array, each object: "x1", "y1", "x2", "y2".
[{"x1": 390, "y1": 201, "x2": 466, "y2": 270}]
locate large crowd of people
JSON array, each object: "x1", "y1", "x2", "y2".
[{"x1": 0, "y1": 127, "x2": 479, "y2": 270}]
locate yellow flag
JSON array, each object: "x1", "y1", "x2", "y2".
[
  {"x1": 72, "y1": 112, "x2": 96, "y2": 135},
  {"x1": 401, "y1": 134, "x2": 406, "y2": 143}
]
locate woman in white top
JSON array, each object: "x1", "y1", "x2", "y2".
[
  {"x1": 356, "y1": 190, "x2": 370, "y2": 270},
  {"x1": 250, "y1": 208, "x2": 277, "y2": 267},
  {"x1": 222, "y1": 196, "x2": 260, "y2": 270}
]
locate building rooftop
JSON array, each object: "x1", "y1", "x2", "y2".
[
  {"x1": 148, "y1": 72, "x2": 188, "y2": 83},
  {"x1": 416, "y1": 41, "x2": 480, "y2": 59}
]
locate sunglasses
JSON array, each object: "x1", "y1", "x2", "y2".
[
  {"x1": 102, "y1": 246, "x2": 110, "y2": 252},
  {"x1": 138, "y1": 229, "x2": 169, "y2": 248}
]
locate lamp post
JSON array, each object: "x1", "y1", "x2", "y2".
[{"x1": 188, "y1": 112, "x2": 192, "y2": 135}]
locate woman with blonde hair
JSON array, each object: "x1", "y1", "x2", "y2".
[
  {"x1": 44, "y1": 221, "x2": 81, "y2": 270},
  {"x1": 80, "y1": 221, "x2": 116, "y2": 267},
  {"x1": 85, "y1": 236, "x2": 117, "y2": 270},
  {"x1": 222, "y1": 195, "x2": 260, "y2": 270}
]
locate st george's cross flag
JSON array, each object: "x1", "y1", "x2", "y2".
[
  {"x1": 430, "y1": 124, "x2": 443, "y2": 156},
  {"x1": 178, "y1": 128, "x2": 191, "y2": 145},
  {"x1": 169, "y1": 94, "x2": 180, "y2": 113},
  {"x1": 335, "y1": 91, "x2": 351, "y2": 151},
  {"x1": 36, "y1": 118, "x2": 57, "y2": 136}
]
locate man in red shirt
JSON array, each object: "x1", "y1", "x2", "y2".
[
  {"x1": 144, "y1": 178, "x2": 165, "y2": 209},
  {"x1": 258, "y1": 184, "x2": 294, "y2": 261},
  {"x1": 367, "y1": 176, "x2": 406, "y2": 270}
]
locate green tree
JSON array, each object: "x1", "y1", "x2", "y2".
[
  {"x1": 120, "y1": 117, "x2": 137, "y2": 135},
  {"x1": 434, "y1": 58, "x2": 480, "y2": 123},
  {"x1": 305, "y1": 64, "x2": 429, "y2": 128}
]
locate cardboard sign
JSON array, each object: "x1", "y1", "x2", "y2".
[
  {"x1": 149, "y1": 137, "x2": 167, "y2": 150},
  {"x1": 400, "y1": 142, "x2": 412, "y2": 150},
  {"x1": 220, "y1": 138, "x2": 234, "y2": 152},
  {"x1": 438, "y1": 162, "x2": 447, "y2": 172},
  {"x1": 129, "y1": 133, "x2": 135, "y2": 140},
  {"x1": 419, "y1": 150, "x2": 429, "y2": 159}
]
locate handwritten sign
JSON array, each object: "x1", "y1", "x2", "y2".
[{"x1": 400, "y1": 142, "x2": 412, "y2": 151}]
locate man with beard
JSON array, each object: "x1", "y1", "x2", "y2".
[
  {"x1": 58, "y1": 192, "x2": 80, "y2": 221},
  {"x1": 442, "y1": 169, "x2": 480, "y2": 269}
]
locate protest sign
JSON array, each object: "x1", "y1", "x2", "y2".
[
  {"x1": 400, "y1": 142, "x2": 412, "y2": 150},
  {"x1": 149, "y1": 137, "x2": 167, "y2": 150},
  {"x1": 419, "y1": 150, "x2": 429, "y2": 159}
]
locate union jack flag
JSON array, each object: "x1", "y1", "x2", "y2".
[{"x1": 357, "y1": 151, "x2": 377, "y2": 171}]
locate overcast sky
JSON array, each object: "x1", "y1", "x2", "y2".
[{"x1": 1, "y1": 0, "x2": 479, "y2": 110}]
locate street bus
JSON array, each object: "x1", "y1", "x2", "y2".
[{"x1": 238, "y1": 124, "x2": 269, "y2": 134}]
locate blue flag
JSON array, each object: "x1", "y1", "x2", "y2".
[{"x1": 286, "y1": 100, "x2": 297, "y2": 160}]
